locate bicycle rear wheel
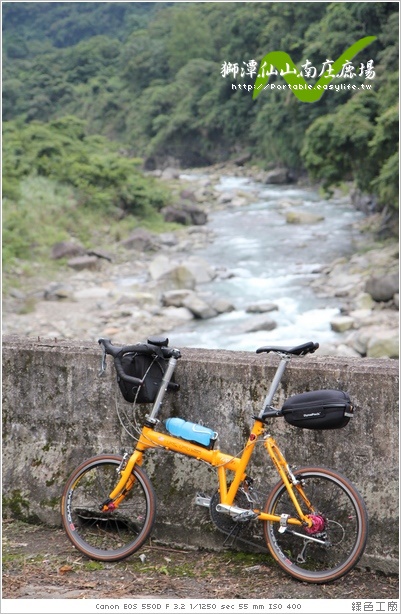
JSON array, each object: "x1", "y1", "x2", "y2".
[
  {"x1": 263, "y1": 467, "x2": 368, "y2": 583},
  {"x1": 61, "y1": 454, "x2": 156, "y2": 562}
]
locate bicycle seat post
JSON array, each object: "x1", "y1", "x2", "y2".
[{"x1": 258, "y1": 353, "x2": 291, "y2": 419}]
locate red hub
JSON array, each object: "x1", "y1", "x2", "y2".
[{"x1": 305, "y1": 513, "x2": 326, "y2": 534}]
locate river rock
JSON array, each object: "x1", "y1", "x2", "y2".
[
  {"x1": 180, "y1": 189, "x2": 197, "y2": 201},
  {"x1": 161, "y1": 167, "x2": 180, "y2": 180},
  {"x1": 348, "y1": 309, "x2": 374, "y2": 328},
  {"x1": 237, "y1": 314, "x2": 277, "y2": 333},
  {"x1": 44, "y1": 283, "x2": 75, "y2": 301},
  {"x1": 67, "y1": 255, "x2": 101, "y2": 271},
  {"x1": 285, "y1": 211, "x2": 324, "y2": 224},
  {"x1": 209, "y1": 297, "x2": 236, "y2": 314},
  {"x1": 330, "y1": 316, "x2": 354, "y2": 333},
  {"x1": 120, "y1": 228, "x2": 158, "y2": 251},
  {"x1": 184, "y1": 256, "x2": 216, "y2": 284},
  {"x1": 217, "y1": 192, "x2": 233, "y2": 204},
  {"x1": 162, "y1": 204, "x2": 207, "y2": 226},
  {"x1": 51, "y1": 241, "x2": 85, "y2": 260},
  {"x1": 158, "y1": 232, "x2": 178, "y2": 247},
  {"x1": 264, "y1": 168, "x2": 290, "y2": 184},
  {"x1": 161, "y1": 266, "x2": 196, "y2": 290},
  {"x1": 367, "y1": 330, "x2": 399, "y2": 358},
  {"x1": 161, "y1": 306, "x2": 194, "y2": 321},
  {"x1": 149, "y1": 255, "x2": 195, "y2": 289},
  {"x1": 246, "y1": 301, "x2": 279, "y2": 313},
  {"x1": 116, "y1": 291, "x2": 156, "y2": 306},
  {"x1": 365, "y1": 274, "x2": 399, "y2": 302},
  {"x1": 182, "y1": 295, "x2": 218, "y2": 319},
  {"x1": 353, "y1": 292, "x2": 375, "y2": 310},
  {"x1": 161, "y1": 289, "x2": 195, "y2": 307}
]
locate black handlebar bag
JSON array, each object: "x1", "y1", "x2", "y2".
[{"x1": 118, "y1": 351, "x2": 166, "y2": 404}]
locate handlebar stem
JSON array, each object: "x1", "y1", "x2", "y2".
[{"x1": 146, "y1": 356, "x2": 179, "y2": 423}]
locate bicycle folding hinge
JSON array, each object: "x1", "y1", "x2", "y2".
[
  {"x1": 287, "y1": 465, "x2": 301, "y2": 486},
  {"x1": 278, "y1": 513, "x2": 290, "y2": 533}
]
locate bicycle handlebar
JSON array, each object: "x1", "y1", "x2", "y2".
[
  {"x1": 98, "y1": 337, "x2": 319, "y2": 389},
  {"x1": 98, "y1": 337, "x2": 181, "y2": 387}
]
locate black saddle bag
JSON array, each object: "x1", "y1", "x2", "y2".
[{"x1": 282, "y1": 389, "x2": 354, "y2": 430}]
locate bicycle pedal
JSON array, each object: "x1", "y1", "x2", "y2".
[{"x1": 195, "y1": 493, "x2": 211, "y2": 508}]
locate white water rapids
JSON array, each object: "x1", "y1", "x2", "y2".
[{"x1": 167, "y1": 174, "x2": 364, "y2": 351}]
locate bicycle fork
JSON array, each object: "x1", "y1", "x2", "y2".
[{"x1": 264, "y1": 435, "x2": 315, "y2": 530}]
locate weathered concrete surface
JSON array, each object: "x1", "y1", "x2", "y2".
[{"x1": 2, "y1": 335, "x2": 399, "y2": 573}]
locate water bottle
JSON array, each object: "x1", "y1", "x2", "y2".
[{"x1": 165, "y1": 417, "x2": 217, "y2": 449}]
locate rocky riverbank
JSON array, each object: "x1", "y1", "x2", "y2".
[{"x1": 3, "y1": 165, "x2": 399, "y2": 358}]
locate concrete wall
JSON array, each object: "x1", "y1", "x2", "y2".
[{"x1": 2, "y1": 335, "x2": 399, "y2": 573}]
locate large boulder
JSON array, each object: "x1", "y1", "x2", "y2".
[
  {"x1": 367, "y1": 330, "x2": 399, "y2": 359},
  {"x1": 264, "y1": 167, "x2": 293, "y2": 184},
  {"x1": 149, "y1": 255, "x2": 196, "y2": 290},
  {"x1": 365, "y1": 274, "x2": 399, "y2": 303},
  {"x1": 209, "y1": 297, "x2": 236, "y2": 314},
  {"x1": 162, "y1": 204, "x2": 207, "y2": 226},
  {"x1": 184, "y1": 257, "x2": 216, "y2": 284},
  {"x1": 330, "y1": 316, "x2": 354, "y2": 333},
  {"x1": 161, "y1": 289, "x2": 195, "y2": 308},
  {"x1": 51, "y1": 241, "x2": 85, "y2": 260},
  {"x1": 182, "y1": 294, "x2": 218, "y2": 319},
  {"x1": 120, "y1": 228, "x2": 158, "y2": 251}
]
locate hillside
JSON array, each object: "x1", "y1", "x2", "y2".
[{"x1": 2, "y1": 2, "x2": 399, "y2": 281}]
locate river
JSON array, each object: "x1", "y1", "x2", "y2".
[{"x1": 167, "y1": 173, "x2": 364, "y2": 351}]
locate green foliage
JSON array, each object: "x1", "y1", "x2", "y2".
[
  {"x1": 2, "y1": 115, "x2": 171, "y2": 276},
  {"x1": 301, "y1": 92, "x2": 378, "y2": 188},
  {"x1": 2, "y1": 1, "x2": 399, "y2": 225},
  {"x1": 300, "y1": 3, "x2": 399, "y2": 214},
  {"x1": 3, "y1": 117, "x2": 170, "y2": 216}
]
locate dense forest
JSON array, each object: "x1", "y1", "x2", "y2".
[{"x1": 2, "y1": 2, "x2": 399, "y2": 269}]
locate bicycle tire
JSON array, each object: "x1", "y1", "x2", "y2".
[
  {"x1": 263, "y1": 466, "x2": 368, "y2": 583},
  {"x1": 61, "y1": 454, "x2": 156, "y2": 562}
]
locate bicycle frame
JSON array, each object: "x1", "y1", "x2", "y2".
[
  {"x1": 101, "y1": 349, "x2": 315, "y2": 530},
  {"x1": 104, "y1": 423, "x2": 313, "y2": 529}
]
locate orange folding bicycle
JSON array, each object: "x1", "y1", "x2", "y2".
[{"x1": 61, "y1": 336, "x2": 368, "y2": 584}]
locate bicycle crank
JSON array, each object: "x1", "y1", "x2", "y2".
[{"x1": 215, "y1": 503, "x2": 258, "y2": 522}]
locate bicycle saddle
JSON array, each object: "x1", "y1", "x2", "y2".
[{"x1": 256, "y1": 341, "x2": 319, "y2": 356}]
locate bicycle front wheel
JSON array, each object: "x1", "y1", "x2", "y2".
[
  {"x1": 61, "y1": 454, "x2": 156, "y2": 562},
  {"x1": 263, "y1": 467, "x2": 368, "y2": 583}
]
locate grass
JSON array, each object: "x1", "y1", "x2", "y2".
[
  {"x1": 2, "y1": 517, "x2": 271, "y2": 580},
  {"x1": 2, "y1": 175, "x2": 180, "y2": 294}
]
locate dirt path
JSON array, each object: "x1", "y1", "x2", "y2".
[{"x1": 2, "y1": 520, "x2": 398, "y2": 600}]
